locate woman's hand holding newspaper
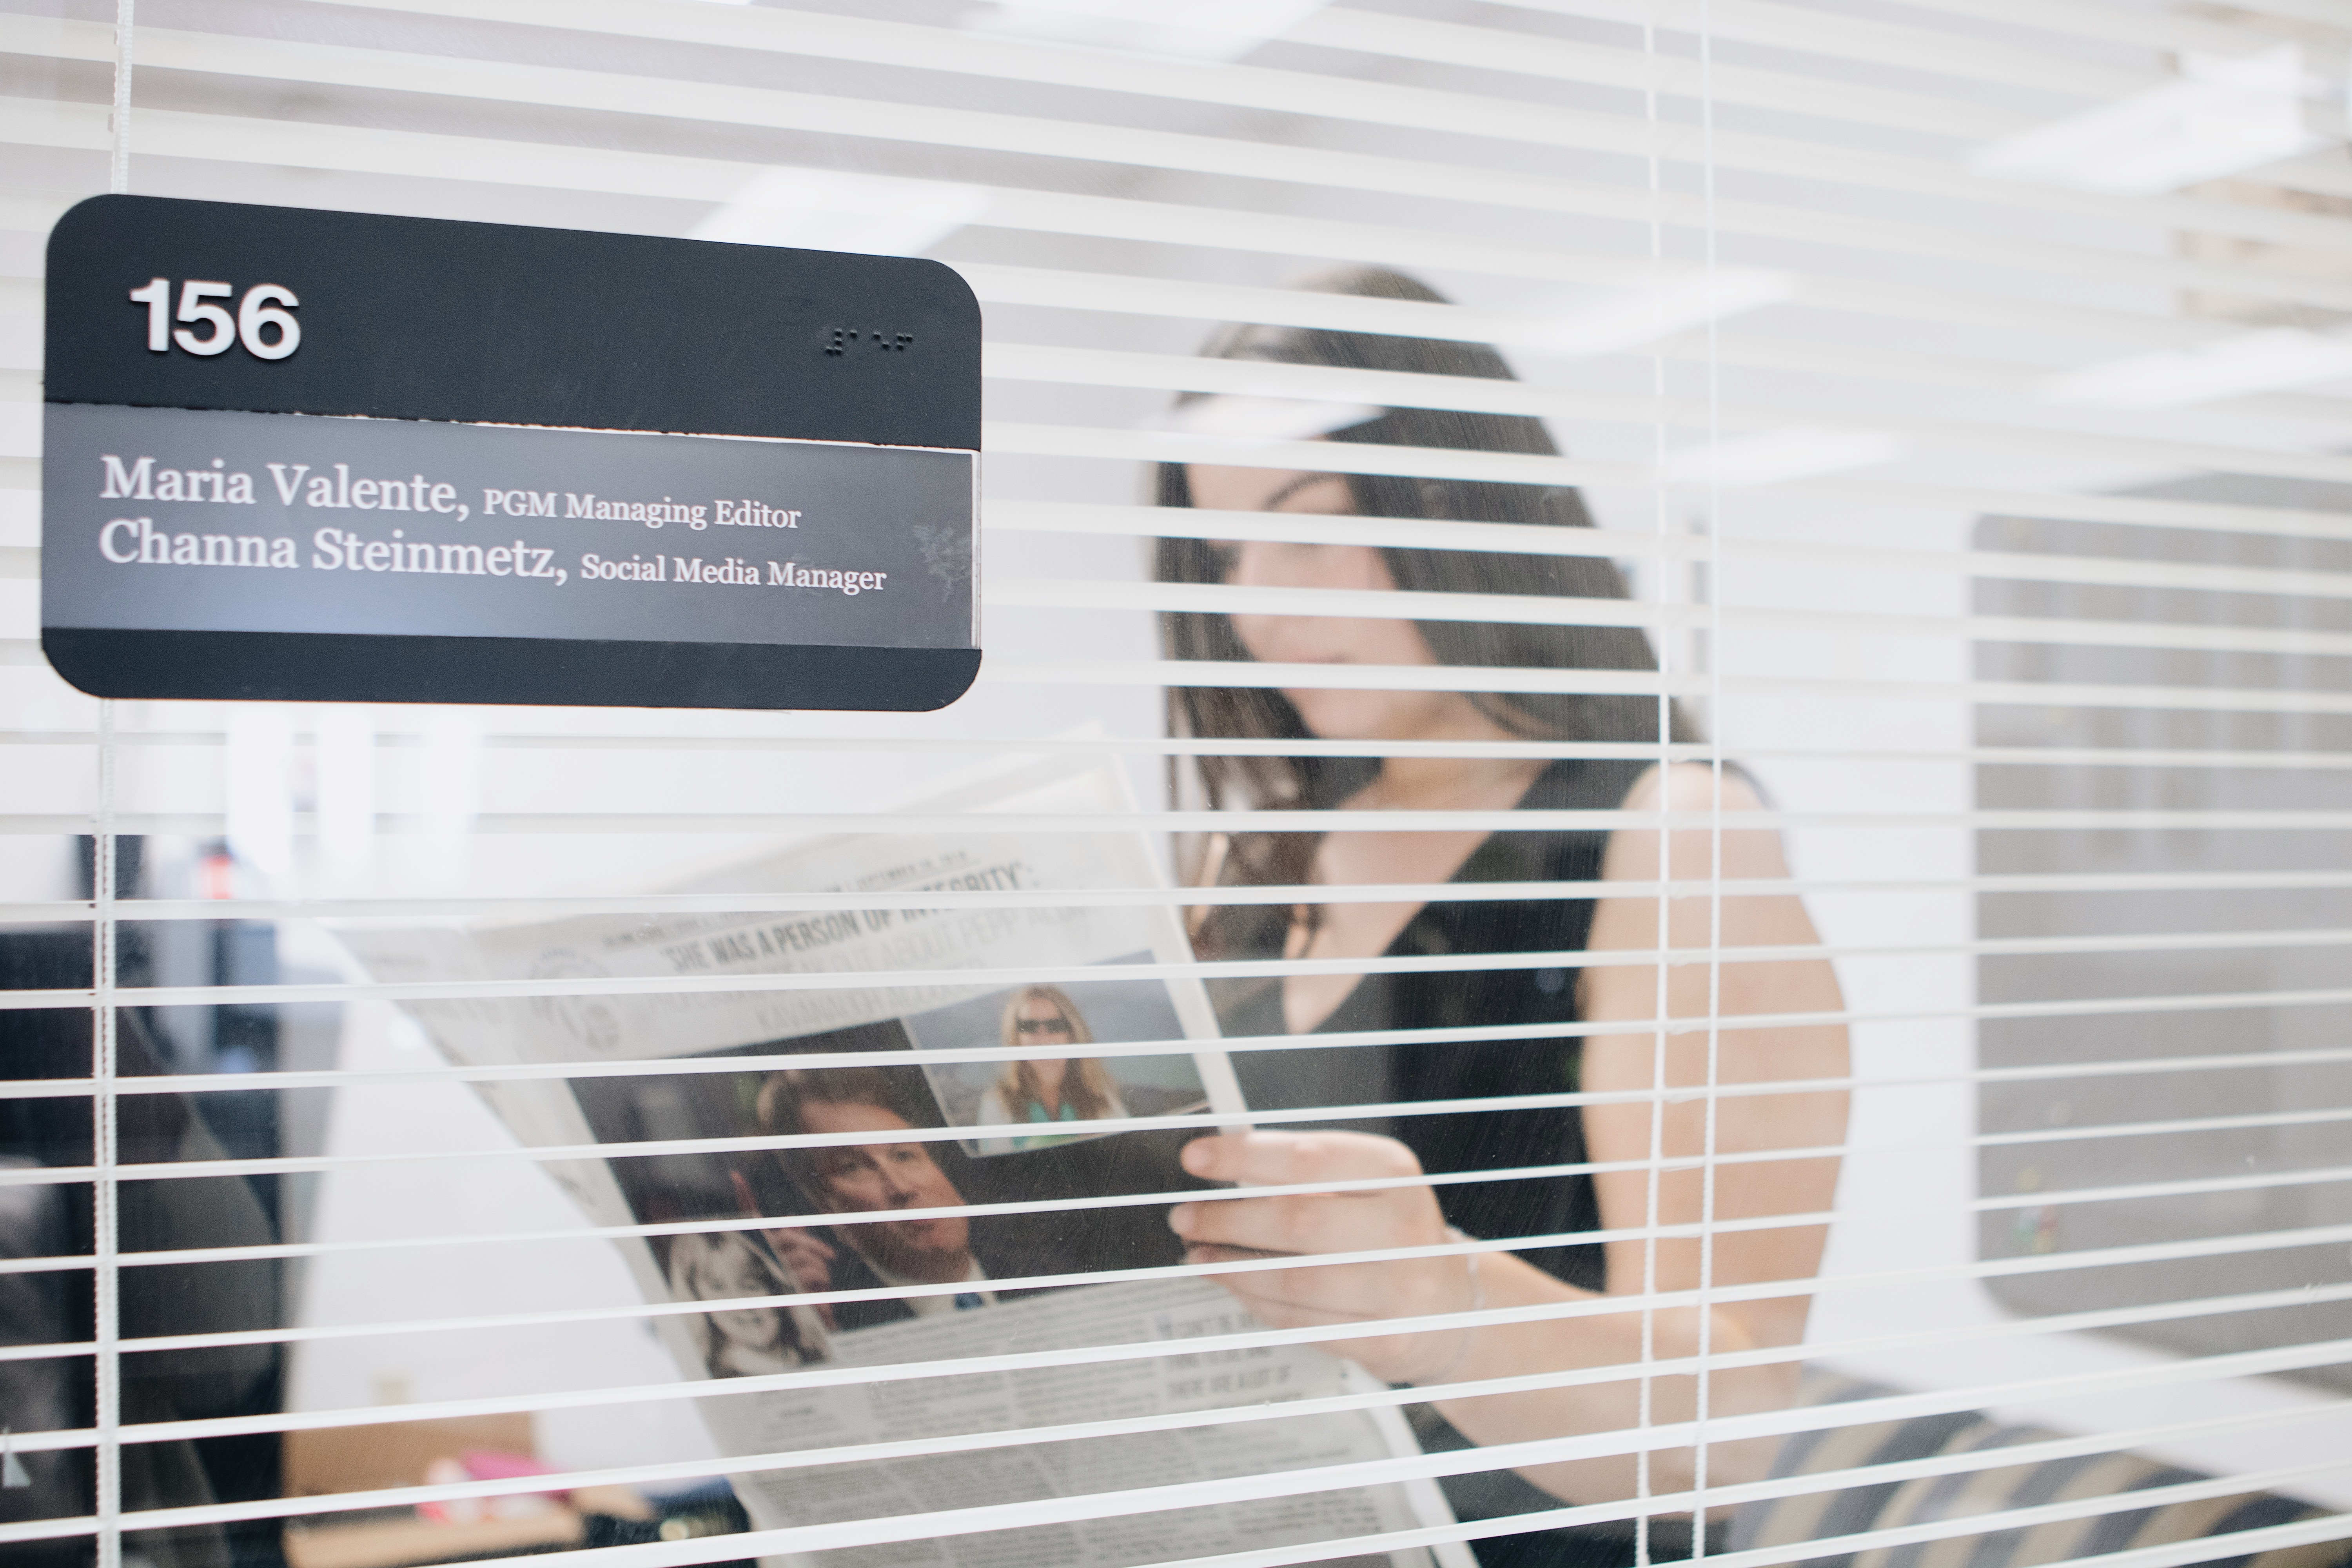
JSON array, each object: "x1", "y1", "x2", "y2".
[{"x1": 1167, "y1": 1131, "x2": 1477, "y2": 1387}]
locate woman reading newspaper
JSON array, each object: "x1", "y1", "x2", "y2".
[{"x1": 1155, "y1": 269, "x2": 1851, "y2": 1568}]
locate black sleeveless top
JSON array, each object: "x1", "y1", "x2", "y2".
[
  {"x1": 1211, "y1": 755, "x2": 1695, "y2": 1568},
  {"x1": 1213, "y1": 753, "x2": 1647, "y2": 1289}
]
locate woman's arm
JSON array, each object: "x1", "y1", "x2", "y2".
[
  {"x1": 1558, "y1": 760, "x2": 1849, "y2": 1498},
  {"x1": 1169, "y1": 763, "x2": 1848, "y2": 1507}
]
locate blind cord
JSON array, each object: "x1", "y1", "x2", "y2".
[
  {"x1": 1637, "y1": 14, "x2": 1678, "y2": 1560},
  {"x1": 93, "y1": 694, "x2": 121, "y2": 1568},
  {"x1": 94, "y1": 16, "x2": 128, "y2": 1564},
  {"x1": 1693, "y1": 0, "x2": 1728, "y2": 1552},
  {"x1": 107, "y1": 0, "x2": 131, "y2": 196}
]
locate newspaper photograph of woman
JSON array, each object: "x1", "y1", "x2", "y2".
[
  {"x1": 661, "y1": 1227, "x2": 830, "y2": 1377},
  {"x1": 983, "y1": 986, "x2": 1127, "y2": 1150},
  {"x1": 907, "y1": 973, "x2": 1214, "y2": 1155}
]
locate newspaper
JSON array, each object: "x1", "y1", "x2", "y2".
[{"x1": 339, "y1": 758, "x2": 1470, "y2": 1568}]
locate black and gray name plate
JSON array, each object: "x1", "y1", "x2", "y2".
[{"x1": 43, "y1": 196, "x2": 982, "y2": 710}]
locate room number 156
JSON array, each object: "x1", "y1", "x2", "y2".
[{"x1": 129, "y1": 278, "x2": 302, "y2": 360}]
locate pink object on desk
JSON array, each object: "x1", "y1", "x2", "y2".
[{"x1": 415, "y1": 1450, "x2": 563, "y2": 1524}]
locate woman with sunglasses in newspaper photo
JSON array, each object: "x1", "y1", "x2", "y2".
[
  {"x1": 1154, "y1": 269, "x2": 1851, "y2": 1568},
  {"x1": 974, "y1": 985, "x2": 1130, "y2": 1153}
]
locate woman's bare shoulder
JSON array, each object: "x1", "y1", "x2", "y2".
[
  {"x1": 1612, "y1": 760, "x2": 1768, "y2": 815},
  {"x1": 1597, "y1": 762, "x2": 1789, "y2": 887}
]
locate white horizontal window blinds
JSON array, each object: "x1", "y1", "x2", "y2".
[
  {"x1": 1, "y1": 4, "x2": 2350, "y2": 1568},
  {"x1": 1973, "y1": 494, "x2": 2352, "y2": 1383}
]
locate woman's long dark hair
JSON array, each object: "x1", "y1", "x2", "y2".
[{"x1": 1156, "y1": 267, "x2": 1697, "y2": 956}]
